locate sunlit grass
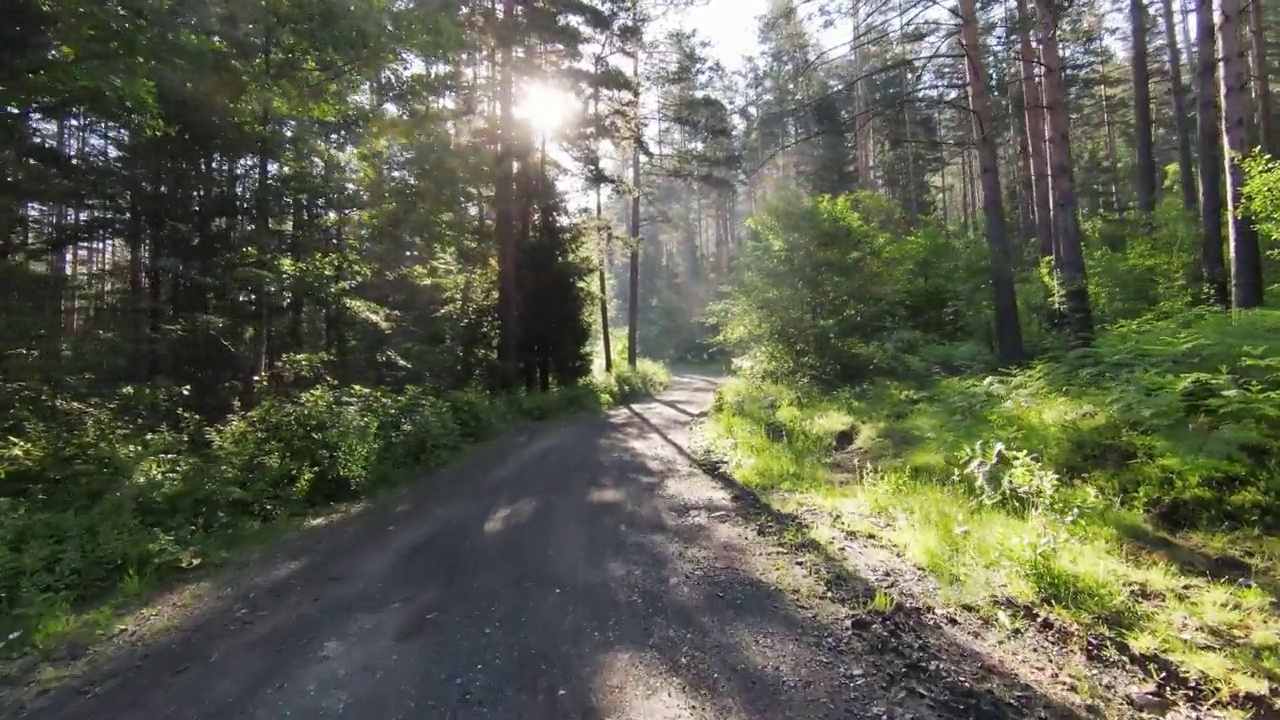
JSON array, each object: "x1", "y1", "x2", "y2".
[{"x1": 705, "y1": 368, "x2": 1280, "y2": 704}]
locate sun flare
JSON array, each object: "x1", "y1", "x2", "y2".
[{"x1": 513, "y1": 81, "x2": 577, "y2": 134}]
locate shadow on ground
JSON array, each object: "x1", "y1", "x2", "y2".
[{"x1": 13, "y1": 376, "x2": 1087, "y2": 719}]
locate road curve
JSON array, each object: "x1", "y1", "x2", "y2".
[{"x1": 15, "y1": 374, "x2": 1076, "y2": 720}]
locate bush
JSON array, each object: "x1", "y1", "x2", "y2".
[
  {"x1": 587, "y1": 358, "x2": 671, "y2": 405},
  {"x1": 1080, "y1": 203, "x2": 1203, "y2": 324},
  {"x1": 712, "y1": 192, "x2": 993, "y2": 387}
]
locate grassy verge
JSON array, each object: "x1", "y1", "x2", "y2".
[
  {"x1": 589, "y1": 358, "x2": 672, "y2": 405},
  {"x1": 705, "y1": 311, "x2": 1280, "y2": 709},
  {"x1": 0, "y1": 363, "x2": 670, "y2": 664}
]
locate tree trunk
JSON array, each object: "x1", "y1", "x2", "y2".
[
  {"x1": 593, "y1": 89, "x2": 612, "y2": 374},
  {"x1": 940, "y1": 151, "x2": 950, "y2": 223},
  {"x1": 287, "y1": 197, "x2": 306, "y2": 352},
  {"x1": 50, "y1": 119, "x2": 67, "y2": 349},
  {"x1": 1016, "y1": 0, "x2": 1056, "y2": 259},
  {"x1": 904, "y1": 80, "x2": 919, "y2": 224},
  {"x1": 1131, "y1": 0, "x2": 1158, "y2": 213},
  {"x1": 1181, "y1": 0, "x2": 1196, "y2": 73},
  {"x1": 1035, "y1": 0, "x2": 1095, "y2": 343},
  {"x1": 1217, "y1": 0, "x2": 1264, "y2": 307},
  {"x1": 1101, "y1": 73, "x2": 1124, "y2": 214},
  {"x1": 1248, "y1": 0, "x2": 1276, "y2": 155},
  {"x1": 248, "y1": 15, "x2": 274, "y2": 401},
  {"x1": 255, "y1": 132, "x2": 271, "y2": 388},
  {"x1": 627, "y1": 50, "x2": 641, "y2": 369},
  {"x1": 714, "y1": 195, "x2": 726, "y2": 275},
  {"x1": 1194, "y1": 0, "x2": 1228, "y2": 304},
  {"x1": 960, "y1": 0, "x2": 1025, "y2": 363},
  {"x1": 128, "y1": 180, "x2": 146, "y2": 379},
  {"x1": 1015, "y1": 90, "x2": 1038, "y2": 245},
  {"x1": 495, "y1": 0, "x2": 520, "y2": 386},
  {"x1": 1162, "y1": 0, "x2": 1198, "y2": 208}
]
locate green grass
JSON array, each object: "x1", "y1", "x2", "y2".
[
  {"x1": 587, "y1": 358, "x2": 672, "y2": 405},
  {"x1": 704, "y1": 311, "x2": 1280, "y2": 706}
]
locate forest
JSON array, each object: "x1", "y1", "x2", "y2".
[{"x1": 3, "y1": 0, "x2": 1280, "y2": 713}]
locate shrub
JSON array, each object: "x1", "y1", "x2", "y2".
[
  {"x1": 589, "y1": 358, "x2": 671, "y2": 405},
  {"x1": 713, "y1": 192, "x2": 992, "y2": 387}
]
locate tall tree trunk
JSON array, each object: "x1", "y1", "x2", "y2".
[
  {"x1": 329, "y1": 222, "x2": 349, "y2": 382},
  {"x1": 287, "y1": 197, "x2": 306, "y2": 351},
  {"x1": 255, "y1": 129, "x2": 271, "y2": 387},
  {"x1": 627, "y1": 49, "x2": 641, "y2": 369},
  {"x1": 852, "y1": 0, "x2": 871, "y2": 188},
  {"x1": 940, "y1": 152, "x2": 950, "y2": 223},
  {"x1": 128, "y1": 179, "x2": 146, "y2": 379},
  {"x1": 1163, "y1": 0, "x2": 1198, "y2": 208},
  {"x1": 1248, "y1": 0, "x2": 1277, "y2": 155},
  {"x1": 1131, "y1": 0, "x2": 1158, "y2": 213},
  {"x1": 50, "y1": 119, "x2": 67, "y2": 349},
  {"x1": 713, "y1": 195, "x2": 726, "y2": 275},
  {"x1": 960, "y1": 0, "x2": 1025, "y2": 363},
  {"x1": 1017, "y1": 0, "x2": 1055, "y2": 259},
  {"x1": 145, "y1": 181, "x2": 164, "y2": 380},
  {"x1": 1194, "y1": 0, "x2": 1228, "y2": 304},
  {"x1": 1016, "y1": 118, "x2": 1036, "y2": 243},
  {"x1": 904, "y1": 64, "x2": 919, "y2": 224},
  {"x1": 495, "y1": 0, "x2": 520, "y2": 384},
  {"x1": 1036, "y1": 0, "x2": 1095, "y2": 343},
  {"x1": 249, "y1": 15, "x2": 274, "y2": 400},
  {"x1": 1217, "y1": 0, "x2": 1264, "y2": 307},
  {"x1": 1101, "y1": 73, "x2": 1124, "y2": 214},
  {"x1": 592, "y1": 87, "x2": 612, "y2": 374},
  {"x1": 1181, "y1": 0, "x2": 1196, "y2": 73}
]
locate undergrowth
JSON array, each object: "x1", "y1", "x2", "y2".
[
  {"x1": 0, "y1": 363, "x2": 669, "y2": 660},
  {"x1": 589, "y1": 358, "x2": 672, "y2": 406},
  {"x1": 705, "y1": 309, "x2": 1280, "y2": 707}
]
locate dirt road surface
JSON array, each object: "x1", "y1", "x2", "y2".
[{"x1": 14, "y1": 374, "x2": 1085, "y2": 719}]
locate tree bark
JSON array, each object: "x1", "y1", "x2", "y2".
[
  {"x1": 960, "y1": 0, "x2": 1025, "y2": 363},
  {"x1": 592, "y1": 86, "x2": 612, "y2": 373},
  {"x1": 1016, "y1": 117, "x2": 1037, "y2": 243},
  {"x1": 1248, "y1": 0, "x2": 1276, "y2": 155},
  {"x1": 496, "y1": 0, "x2": 520, "y2": 384},
  {"x1": 1016, "y1": 0, "x2": 1055, "y2": 260},
  {"x1": 940, "y1": 152, "x2": 950, "y2": 224},
  {"x1": 1101, "y1": 73, "x2": 1124, "y2": 214},
  {"x1": 1035, "y1": 0, "x2": 1094, "y2": 343},
  {"x1": 1131, "y1": 0, "x2": 1158, "y2": 213},
  {"x1": 1194, "y1": 0, "x2": 1228, "y2": 304},
  {"x1": 960, "y1": 140, "x2": 972, "y2": 231},
  {"x1": 1161, "y1": 0, "x2": 1198, "y2": 208},
  {"x1": 250, "y1": 24, "x2": 274, "y2": 398},
  {"x1": 1181, "y1": 0, "x2": 1196, "y2": 73},
  {"x1": 627, "y1": 48, "x2": 641, "y2": 369},
  {"x1": 1217, "y1": 0, "x2": 1264, "y2": 307}
]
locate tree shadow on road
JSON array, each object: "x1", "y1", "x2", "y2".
[
  {"x1": 622, "y1": 404, "x2": 1090, "y2": 719},
  {"x1": 19, "y1": 401, "x2": 1089, "y2": 720}
]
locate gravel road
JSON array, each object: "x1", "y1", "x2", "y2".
[{"x1": 15, "y1": 374, "x2": 1083, "y2": 720}]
